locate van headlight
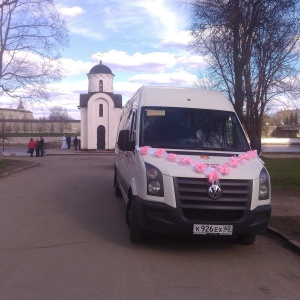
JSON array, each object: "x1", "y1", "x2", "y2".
[
  {"x1": 145, "y1": 163, "x2": 164, "y2": 197},
  {"x1": 259, "y1": 167, "x2": 270, "y2": 200}
]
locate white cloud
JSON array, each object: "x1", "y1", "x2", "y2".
[
  {"x1": 96, "y1": 50, "x2": 177, "y2": 72},
  {"x1": 90, "y1": 49, "x2": 207, "y2": 73},
  {"x1": 58, "y1": 6, "x2": 85, "y2": 17},
  {"x1": 60, "y1": 58, "x2": 93, "y2": 76},
  {"x1": 137, "y1": 0, "x2": 177, "y2": 33},
  {"x1": 161, "y1": 30, "x2": 192, "y2": 48},
  {"x1": 128, "y1": 70, "x2": 198, "y2": 86}
]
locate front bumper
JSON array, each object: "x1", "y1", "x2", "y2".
[{"x1": 133, "y1": 196, "x2": 272, "y2": 236}]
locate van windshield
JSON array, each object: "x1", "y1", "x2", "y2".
[{"x1": 140, "y1": 107, "x2": 250, "y2": 152}]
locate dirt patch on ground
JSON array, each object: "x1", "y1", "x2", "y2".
[
  {"x1": 270, "y1": 190, "x2": 300, "y2": 241},
  {"x1": 0, "y1": 158, "x2": 36, "y2": 177}
]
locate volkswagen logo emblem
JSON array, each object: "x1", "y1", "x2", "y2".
[{"x1": 208, "y1": 184, "x2": 222, "y2": 199}]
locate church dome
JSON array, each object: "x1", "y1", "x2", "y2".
[{"x1": 89, "y1": 61, "x2": 114, "y2": 75}]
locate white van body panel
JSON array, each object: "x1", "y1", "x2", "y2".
[{"x1": 114, "y1": 86, "x2": 271, "y2": 242}]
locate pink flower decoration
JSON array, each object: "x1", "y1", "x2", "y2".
[
  {"x1": 218, "y1": 164, "x2": 230, "y2": 175},
  {"x1": 241, "y1": 153, "x2": 251, "y2": 160},
  {"x1": 208, "y1": 171, "x2": 219, "y2": 183},
  {"x1": 238, "y1": 156, "x2": 245, "y2": 163},
  {"x1": 230, "y1": 155, "x2": 240, "y2": 164},
  {"x1": 179, "y1": 157, "x2": 193, "y2": 165},
  {"x1": 154, "y1": 148, "x2": 164, "y2": 158},
  {"x1": 140, "y1": 146, "x2": 149, "y2": 155},
  {"x1": 194, "y1": 163, "x2": 206, "y2": 173},
  {"x1": 247, "y1": 150, "x2": 257, "y2": 159},
  {"x1": 168, "y1": 153, "x2": 177, "y2": 162},
  {"x1": 227, "y1": 160, "x2": 239, "y2": 168}
]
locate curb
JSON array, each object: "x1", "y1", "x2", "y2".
[
  {"x1": 46, "y1": 152, "x2": 114, "y2": 156},
  {"x1": 268, "y1": 226, "x2": 300, "y2": 252}
]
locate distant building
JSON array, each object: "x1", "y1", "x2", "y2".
[
  {"x1": 78, "y1": 61, "x2": 122, "y2": 150},
  {"x1": 0, "y1": 101, "x2": 80, "y2": 134},
  {"x1": 0, "y1": 100, "x2": 34, "y2": 120}
]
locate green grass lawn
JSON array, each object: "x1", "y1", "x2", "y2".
[{"x1": 262, "y1": 157, "x2": 300, "y2": 191}]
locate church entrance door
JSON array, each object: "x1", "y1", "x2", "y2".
[{"x1": 97, "y1": 125, "x2": 105, "y2": 149}]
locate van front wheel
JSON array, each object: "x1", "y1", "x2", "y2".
[
  {"x1": 128, "y1": 199, "x2": 144, "y2": 243},
  {"x1": 237, "y1": 234, "x2": 256, "y2": 245}
]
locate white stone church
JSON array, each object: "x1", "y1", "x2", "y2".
[{"x1": 78, "y1": 61, "x2": 122, "y2": 150}]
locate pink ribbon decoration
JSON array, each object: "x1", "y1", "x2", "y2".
[
  {"x1": 168, "y1": 153, "x2": 177, "y2": 162},
  {"x1": 179, "y1": 157, "x2": 194, "y2": 165},
  {"x1": 194, "y1": 163, "x2": 206, "y2": 173},
  {"x1": 208, "y1": 171, "x2": 219, "y2": 183},
  {"x1": 154, "y1": 148, "x2": 164, "y2": 158},
  {"x1": 140, "y1": 146, "x2": 149, "y2": 155},
  {"x1": 218, "y1": 164, "x2": 230, "y2": 175}
]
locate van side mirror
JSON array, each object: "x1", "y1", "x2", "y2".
[{"x1": 118, "y1": 129, "x2": 135, "y2": 151}]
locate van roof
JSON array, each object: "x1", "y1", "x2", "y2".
[{"x1": 132, "y1": 86, "x2": 234, "y2": 111}]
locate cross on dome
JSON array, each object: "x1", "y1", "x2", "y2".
[{"x1": 96, "y1": 52, "x2": 104, "y2": 63}]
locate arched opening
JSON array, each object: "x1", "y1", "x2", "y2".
[
  {"x1": 97, "y1": 125, "x2": 105, "y2": 149},
  {"x1": 99, "y1": 80, "x2": 103, "y2": 92},
  {"x1": 99, "y1": 104, "x2": 103, "y2": 117}
]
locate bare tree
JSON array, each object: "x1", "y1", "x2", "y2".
[
  {"x1": 188, "y1": 0, "x2": 300, "y2": 152},
  {"x1": 48, "y1": 106, "x2": 72, "y2": 133},
  {"x1": 0, "y1": 0, "x2": 69, "y2": 103},
  {"x1": 48, "y1": 106, "x2": 71, "y2": 121}
]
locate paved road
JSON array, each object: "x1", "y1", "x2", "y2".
[{"x1": 0, "y1": 155, "x2": 299, "y2": 300}]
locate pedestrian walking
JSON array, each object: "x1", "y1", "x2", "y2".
[
  {"x1": 35, "y1": 139, "x2": 40, "y2": 157},
  {"x1": 39, "y1": 137, "x2": 45, "y2": 157},
  {"x1": 73, "y1": 136, "x2": 79, "y2": 150},
  {"x1": 28, "y1": 138, "x2": 35, "y2": 157}
]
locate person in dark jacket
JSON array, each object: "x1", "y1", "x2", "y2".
[
  {"x1": 66, "y1": 135, "x2": 71, "y2": 149},
  {"x1": 73, "y1": 136, "x2": 79, "y2": 150},
  {"x1": 28, "y1": 138, "x2": 35, "y2": 157},
  {"x1": 39, "y1": 137, "x2": 45, "y2": 157},
  {"x1": 35, "y1": 139, "x2": 40, "y2": 157}
]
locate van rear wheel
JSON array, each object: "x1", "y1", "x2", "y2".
[
  {"x1": 237, "y1": 234, "x2": 256, "y2": 245},
  {"x1": 128, "y1": 199, "x2": 144, "y2": 243}
]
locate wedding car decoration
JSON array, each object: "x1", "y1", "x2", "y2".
[{"x1": 137, "y1": 146, "x2": 258, "y2": 184}]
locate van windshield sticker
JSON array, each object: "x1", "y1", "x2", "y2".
[{"x1": 146, "y1": 110, "x2": 165, "y2": 117}]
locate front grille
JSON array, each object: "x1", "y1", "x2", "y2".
[{"x1": 174, "y1": 177, "x2": 252, "y2": 223}]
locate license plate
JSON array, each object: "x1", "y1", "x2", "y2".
[{"x1": 193, "y1": 224, "x2": 233, "y2": 235}]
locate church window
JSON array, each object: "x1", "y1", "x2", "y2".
[
  {"x1": 99, "y1": 104, "x2": 103, "y2": 117},
  {"x1": 99, "y1": 80, "x2": 103, "y2": 92}
]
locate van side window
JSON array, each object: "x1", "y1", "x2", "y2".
[{"x1": 129, "y1": 111, "x2": 136, "y2": 141}]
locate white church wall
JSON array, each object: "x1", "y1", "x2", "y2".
[
  {"x1": 80, "y1": 108, "x2": 88, "y2": 149},
  {"x1": 87, "y1": 94, "x2": 114, "y2": 149}
]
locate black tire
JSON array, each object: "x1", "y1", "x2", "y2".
[
  {"x1": 114, "y1": 173, "x2": 122, "y2": 198},
  {"x1": 128, "y1": 199, "x2": 144, "y2": 243},
  {"x1": 237, "y1": 234, "x2": 256, "y2": 245}
]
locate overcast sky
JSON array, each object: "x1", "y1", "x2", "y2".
[{"x1": 18, "y1": 0, "x2": 206, "y2": 119}]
